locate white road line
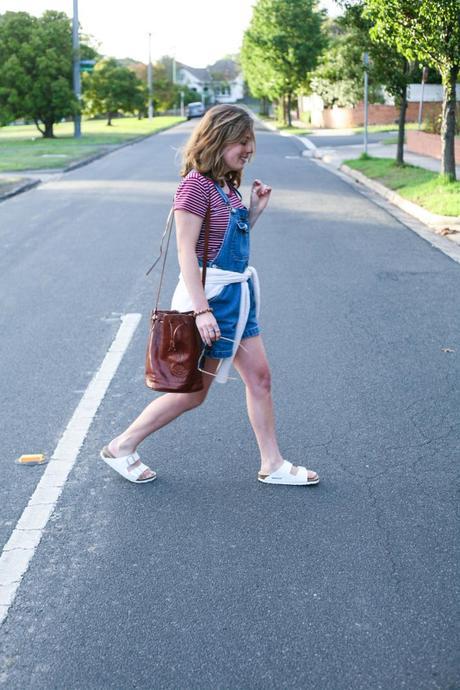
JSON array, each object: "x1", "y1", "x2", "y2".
[
  {"x1": 297, "y1": 135, "x2": 318, "y2": 153},
  {"x1": 0, "y1": 313, "x2": 142, "y2": 627}
]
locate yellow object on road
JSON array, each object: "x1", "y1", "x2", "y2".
[{"x1": 16, "y1": 454, "x2": 46, "y2": 466}]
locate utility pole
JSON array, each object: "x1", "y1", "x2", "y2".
[
  {"x1": 363, "y1": 52, "x2": 369, "y2": 155},
  {"x1": 72, "y1": 0, "x2": 81, "y2": 138},
  {"x1": 147, "y1": 33, "x2": 153, "y2": 119}
]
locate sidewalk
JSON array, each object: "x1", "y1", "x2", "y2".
[{"x1": 303, "y1": 135, "x2": 460, "y2": 178}]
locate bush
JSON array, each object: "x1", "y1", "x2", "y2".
[{"x1": 423, "y1": 107, "x2": 460, "y2": 135}]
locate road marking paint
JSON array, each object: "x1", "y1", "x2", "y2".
[
  {"x1": 298, "y1": 135, "x2": 317, "y2": 153},
  {"x1": 0, "y1": 313, "x2": 142, "y2": 627}
]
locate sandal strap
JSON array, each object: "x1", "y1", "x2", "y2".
[
  {"x1": 295, "y1": 465, "x2": 308, "y2": 480},
  {"x1": 126, "y1": 462, "x2": 149, "y2": 480},
  {"x1": 109, "y1": 452, "x2": 139, "y2": 469}
]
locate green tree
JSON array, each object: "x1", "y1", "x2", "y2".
[
  {"x1": 152, "y1": 61, "x2": 182, "y2": 112},
  {"x1": 83, "y1": 58, "x2": 146, "y2": 124},
  {"x1": 241, "y1": 0, "x2": 327, "y2": 125},
  {"x1": 122, "y1": 56, "x2": 197, "y2": 114},
  {"x1": 241, "y1": 30, "x2": 278, "y2": 115},
  {"x1": 309, "y1": 19, "x2": 383, "y2": 108},
  {"x1": 335, "y1": 3, "x2": 420, "y2": 164},
  {"x1": 0, "y1": 10, "x2": 78, "y2": 137},
  {"x1": 363, "y1": 0, "x2": 460, "y2": 179}
]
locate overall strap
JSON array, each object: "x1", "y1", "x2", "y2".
[
  {"x1": 213, "y1": 182, "x2": 232, "y2": 208},
  {"x1": 146, "y1": 205, "x2": 211, "y2": 312}
]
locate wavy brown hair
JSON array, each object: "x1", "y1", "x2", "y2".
[{"x1": 180, "y1": 104, "x2": 255, "y2": 188}]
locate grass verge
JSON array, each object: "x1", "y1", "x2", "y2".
[
  {"x1": 352, "y1": 123, "x2": 419, "y2": 135},
  {"x1": 0, "y1": 116, "x2": 184, "y2": 172},
  {"x1": 278, "y1": 125, "x2": 312, "y2": 136},
  {"x1": 344, "y1": 156, "x2": 460, "y2": 216},
  {"x1": 253, "y1": 114, "x2": 311, "y2": 135}
]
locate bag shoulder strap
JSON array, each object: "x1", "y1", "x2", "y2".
[{"x1": 146, "y1": 204, "x2": 211, "y2": 312}]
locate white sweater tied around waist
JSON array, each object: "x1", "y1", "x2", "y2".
[{"x1": 171, "y1": 266, "x2": 260, "y2": 384}]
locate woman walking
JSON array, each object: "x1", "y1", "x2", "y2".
[{"x1": 101, "y1": 104, "x2": 319, "y2": 487}]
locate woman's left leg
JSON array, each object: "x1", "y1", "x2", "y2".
[{"x1": 233, "y1": 335, "x2": 318, "y2": 481}]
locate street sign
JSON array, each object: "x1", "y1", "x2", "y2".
[{"x1": 80, "y1": 59, "x2": 96, "y2": 73}]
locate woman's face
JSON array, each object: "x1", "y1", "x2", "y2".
[{"x1": 222, "y1": 131, "x2": 254, "y2": 172}]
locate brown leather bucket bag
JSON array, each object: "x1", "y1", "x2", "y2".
[{"x1": 144, "y1": 207, "x2": 210, "y2": 393}]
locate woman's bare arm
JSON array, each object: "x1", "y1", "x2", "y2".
[
  {"x1": 249, "y1": 179, "x2": 272, "y2": 227},
  {"x1": 174, "y1": 209, "x2": 219, "y2": 346},
  {"x1": 175, "y1": 210, "x2": 208, "y2": 312}
]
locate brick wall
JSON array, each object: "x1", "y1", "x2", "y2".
[
  {"x1": 310, "y1": 101, "x2": 443, "y2": 129},
  {"x1": 406, "y1": 130, "x2": 460, "y2": 160}
]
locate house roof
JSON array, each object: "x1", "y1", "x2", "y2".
[
  {"x1": 176, "y1": 63, "x2": 212, "y2": 82},
  {"x1": 209, "y1": 59, "x2": 240, "y2": 81},
  {"x1": 177, "y1": 59, "x2": 240, "y2": 83}
]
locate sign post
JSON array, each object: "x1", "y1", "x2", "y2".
[
  {"x1": 72, "y1": 0, "x2": 81, "y2": 138},
  {"x1": 363, "y1": 52, "x2": 369, "y2": 156},
  {"x1": 148, "y1": 33, "x2": 154, "y2": 119}
]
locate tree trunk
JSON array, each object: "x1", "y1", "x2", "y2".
[
  {"x1": 34, "y1": 118, "x2": 45, "y2": 136},
  {"x1": 42, "y1": 121, "x2": 55, "y2": 138},
  {"x1": 396, "y1": 84, "x2": 408, "y2": 166},
  {"x1": 107, "y1": 112, "x2": 113, "y2": 126},
  {"x1": 287, "y1": 93, "x2": 292, "y2": 127},
  {"x1": 260, "y1": 97, "x2": 269, "y2": 117},
  {"x1": 441, "y1": 64, "x2": 458, "y2": 180}
]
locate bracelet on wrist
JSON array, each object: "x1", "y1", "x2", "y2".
[{"x1": 193, "y1": 307, "x2": 213, "y2": 318}]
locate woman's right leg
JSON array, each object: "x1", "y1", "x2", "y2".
[{"x1": 106, "y1": 357, "x2": 220, "y2": 479}]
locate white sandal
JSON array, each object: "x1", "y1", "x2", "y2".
[
  {"x1": 258, "y1": 460, "x2": 319, "y2": 486},
  {"x1": 100, "y1": 446, "x2": 157, "y2": 484}
]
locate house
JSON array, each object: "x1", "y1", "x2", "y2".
[
  {"x1": 176, "y1": 59, "x2": 244, "y2": 104},
  {"x1": 209, "y1": 59, "x2": 244, "y2": 103}
]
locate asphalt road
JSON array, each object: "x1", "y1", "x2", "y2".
[{"x1": 0, "y1": 120, "x2": 459, "y2": 689}]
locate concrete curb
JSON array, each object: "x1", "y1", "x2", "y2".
[
  {"x1": 340, "y1": 163, "x2": 460, "y2": 234},
  {"x1": 312, "y1": 157, "x2": 460, "y2": 265},
  {"x1": 0, "y1": 121, "x2": 184, "y2": 202},
  {"x1": 63, "y1": 131, "x2": 153, "y2": 173},
  {"x1": 0, "y1": 178, "x2": 40, "y2": 203},
  {"x1": 250, "y1": 114, "x2": 318, "y2": 158}
]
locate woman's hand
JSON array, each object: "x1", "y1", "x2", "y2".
[
  {"x1": 195, "y1": 311, "x2": 221, "y2": 347},
  {"x1": 249, "y1": 179, "x2": 272, "y2": 226}
]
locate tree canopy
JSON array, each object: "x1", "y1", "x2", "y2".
[
  {"x1": 309, "y1": 18, "x2": 382, "y2": 108},
  {"x1": 0, "y1": 10, "x2": 78, "y2": 137},
  {"x1": 241, "y1": 0, "x2": 327, "y2": 124},
  {"x1": 82, "y1": 58, "x2": 146, "y2": 125},
  {"x1": 362, "y1": 0, "x2": 460, "y2": 178}
]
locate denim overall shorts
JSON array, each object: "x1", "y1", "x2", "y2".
[{"x1": 199, "y1": 183, "x2": 260, "y2": 359}]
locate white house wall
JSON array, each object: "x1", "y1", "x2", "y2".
[
  {"x1": 177, "y1": 67, "x2": 243, "y2": 103},
  {"x1": 407, "y1": 83, "x2": 460, "y2": 102}
]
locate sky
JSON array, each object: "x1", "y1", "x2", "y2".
[{"x1": 1, "y1": 0, "x2": 340, "y2": 67}]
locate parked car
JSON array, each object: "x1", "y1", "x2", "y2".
[{"x1": 187, "y1": 102, "x2": 205, "y2": 119}]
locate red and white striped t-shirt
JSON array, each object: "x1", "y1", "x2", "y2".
[{"x1": 173, "y1": 170, "x2": 246, "y2": 261}]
